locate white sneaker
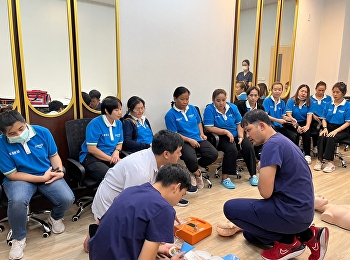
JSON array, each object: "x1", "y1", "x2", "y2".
[
  {"x1": 323, "y1": 162, "x2": 335, "y2": 173},
  {"x1": 314, "y1": 160, "x2": 322, "y2": 171},
  {"x1": 195, "y1": 173, "x2": 204, "y2": 189},
  {"x1": 9, "y1": 238, "x2": 26, "y2": 260},
  {"x1": 48, "y1": 216, "x2": 65, "y2": 234},
  {"x1": 189, "y1": 172, "x2": 197, "y2": 186},
  {"x1": 305, "y1": 155, "x2": 312, "y2": 165}
]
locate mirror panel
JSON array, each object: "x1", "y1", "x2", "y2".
[
  {"x1": 235, "y1": 0, "x2": 258, "y2": 97},
  {"x1": 278, "y1": 0, "x2": 296, "y2": 98},
  {"x1": 76, "y1": 0, "x2": 117, "y2": 110},
  {"x1": 0, "y1": 0, "x2": 16, "y2": 106},
  {"x1": 257, "y1": 0, "x2": 278, "y2": 88},
  {"x1": 19, "y1": 0, "x2": 73, "y2": 114}
]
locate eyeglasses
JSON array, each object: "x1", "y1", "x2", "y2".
[{"x1": 133, "y1": 107, "x2": 145, "y2": 112}]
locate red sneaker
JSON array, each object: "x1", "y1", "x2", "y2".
[
  {"x1": 261, "y1": 236, "x2": 305, "y2": 260},
  {"x1": 304, "y1": 225, "x2": 329, "y2": 260}
]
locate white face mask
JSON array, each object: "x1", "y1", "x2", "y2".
[
  {"x1": 242, "y1": 66, "x2": 248, "y2": 71},
  {"x1": 7, "y1": 127, "x2": 29, "y2": 144},
  {"x1": 298, "y1": 96, "x2": 306, "y2": 101}
]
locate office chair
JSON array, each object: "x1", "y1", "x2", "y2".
[
  {"x1": 0, "y1": 174, "x2": 51, "y2": 246},
  {"x1": 65, "y1": 118, "x2": 97, "y2": 221},
  {"x1": 334, "y1": 136, "x2": 350, "y2": 168}
]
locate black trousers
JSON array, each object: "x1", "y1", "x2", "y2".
[
  {"x1": 275, "y1": 126, "x2": 298, "y2": 144},
  {"x1": 285, "y1": 120, "x2": 311, "y2": 156},
  {"x1": 82, "y1": 153, "x2": 113, "y2": 183},
  {"x1": 217, "y1": 135, "x2": 257, "y2": 176},
  {"x1": 310, "y1": 119, "x2": 321, "y2": 147},
  {"x1": 317, "y1": 123, "x2": 349, "y2": 161},
  {"x1": 180, "y1": 140, "x2": 218, "y2": 173}
]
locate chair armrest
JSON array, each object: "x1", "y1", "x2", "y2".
[
  {"x1": 67, "y1": 158, "x2": 86, "y2": 187},
  {"x1": 120, "y1": 150, "x2": 131, "y2": 159},
  {"x1": 206, "y1": 132, "x2": 220, "y2": 148}
]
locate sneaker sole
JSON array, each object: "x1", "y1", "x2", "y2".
[
  {"x1": 176, "y1": 202, "x2": 189, "y2": 207},
  {"x1": 261, "y1": 246, "x2": 305, "y2": 260},
  {"x1": 317, "y1": 227, "x2": 329, "y2": 260}
]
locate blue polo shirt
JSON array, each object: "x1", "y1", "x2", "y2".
[
  {"x1": 89, "y1": 182, "x2": 175, "y2": 260},
  {"x1": 260, "y1": 133, "x2": 314, "y2": 223},
  {"x1": 165, "y1": 104, "x2": 202, "y2": 142},
  {"x1": 320, "y1": 99, "x2": 350, "y2": 125},
  {"x1": 237, "y1": 92, "x2": 247, "y2": 100},
  {"x1": 79, "y1": 115, "x2": 123, "y2": 162},
  {"x1": 262, "y1": 96, "x2": 286, "y2": 128},
  {"x1": 310, "y1": 94, "x2": 332, "y2": 117},
  {"x1": 0, "y1": 125, "x2": 57, "y2": 184},
  {"x1": 203, "y1": 102, "x2": 241, "y2": 137},
  {"x1": 286, "y1": 98, "x2": 313, "y2": 122}
]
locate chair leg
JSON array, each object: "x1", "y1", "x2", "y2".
[{"x1": 72, "y1": 197, "x2": 93, "y2": 222}]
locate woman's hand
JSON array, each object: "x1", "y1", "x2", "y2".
[
  {"x1": 327, "y1": 130, "x2": 338, "y2": 137},
  {"x1": 188, "y1": 138, "x2": 200, "y2": 148},
  {"x1": 110, "y1": 150, "x2": 121, "y2": 164},
  {"x1": 200, "y1": 133, "x2": 207, "y2": 141},
  {"x1": 157, "y1": 243, "x2": 179, "y2": 258},
  {"x1": 44, "y1": 167, "x2": 64, "y2": 184},
  {"x1": 225, "y1": 130, "x2": 234, "y2": 143},
  {"x1": 300, "y1": 125, "x2": 310, "y2": 133},
  {"x1": 320, "y1": 128, "x2": 328, "y2": 136}
]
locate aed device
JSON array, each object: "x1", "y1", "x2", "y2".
[{"x1": 174, "y1": 216, "x2": 212, "y2": 245}]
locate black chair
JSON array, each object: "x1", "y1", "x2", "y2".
[
  {"x1": 334, "y1": 136, "x2": 350, "y2": 168},
  {"x1": 65, "y1": 118, "x2": 97, "y2": 221},
  {"x1": 0, "y1": 174, "x2": 51, "y2": 246}
]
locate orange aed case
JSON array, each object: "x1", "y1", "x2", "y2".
[{"x1": 174, "y1": 216, "x2": 212, "y2": 245}]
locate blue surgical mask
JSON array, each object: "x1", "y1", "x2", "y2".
[{"x1": 7, "y1": 127, "x2": 29, "y2": 144}]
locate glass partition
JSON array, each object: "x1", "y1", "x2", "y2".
[
  {"x1": 0, "y1": 0, "x2": 16, "y2": 107},
  {"x1": 18, "y1": 0, "x2": 73, "y2": 115},
  {"x1": 76, "y1": 0, "x2": 117, "y2": 112}
]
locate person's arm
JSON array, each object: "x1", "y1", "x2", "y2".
[
  {"x1": 258, "y1": 165, "x2": 277, "y2": 199},
  {"x1": 205, "y1": 125, "x2": 234, "y2": 143},
  {"x1": 198, "y1": 122, "x2": 207, "y2": 140},
  {"x1": 123, "y1": 119, "x2": 150, "y2": 152},
  {"x1": 87, "y1": 146, "x2": 113, "y2": 161},
  {"x1": 328, "y1": 121, "x2": 350, "y2": 137},
  {"x1": 138, "y1": 240, "x2": 160, "y2": 260},
  {"x1": 236, "y1": 124, "x2": 244, "y2": 144},
  {"x1": 45, "y1": 153, "x2": 65, "y2": 184},
  {"x1": 6, "y1": 168, "x2": 54, "y2": 183}
]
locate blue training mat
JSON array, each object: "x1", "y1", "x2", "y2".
[
  {"x1": 222, "y1": 254, "x2": 240, "y2": 260},
  {"x1": 180, "y1": 242, "x2": 195, "y2": 253}
]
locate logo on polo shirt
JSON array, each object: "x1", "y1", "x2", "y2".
[
  {"x1": 188, "y1": 114, "x2": 195, "y2": 118},
  {"x1": 35, "y1": 144, "x2": 43, "y2": 149},
  {"x1": 9, "y1": 150, "x2": 20, "y2": 156},
  {"x1": 176, "y1": 117, "x2": 182, "y2": 121}
]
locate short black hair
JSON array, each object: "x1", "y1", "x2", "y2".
[
  {"x1": 82, "y1": 92, "x2": 91, "y2": 105},
  {"x1": 241, "y1": 109, "x2": 272, "y2": 128},
  {"x1": 89, "y1": 89, "x2": 101, "y2": 99},
  {"x1": 152, "y1": 129, "x2": 183, "y2": 155},
  {"x1": 49, "y1": 100, "x2": 64, "y2": 112},
  {"x1": 124, "y1": 96, "x2": 145, "y2": 118},
  {"x1": 0, "y1": 110, "x2": 26, "y2": 134},
  {"x1": 242, "y1": 59, "x2": 250, "y2": 66},
  {"x1": 101, "y1": 96, "x2": 122, "y2": 115},
  {"x1": 333, "y1": 82, "x2": 347, "y2": 96},
  {"x1": 155, "y1": 164, "x2": 191, "y2": 191}
]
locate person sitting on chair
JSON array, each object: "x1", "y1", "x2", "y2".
[
  {"x1": 89, "y1": 163, "x2": 190, "y2": 260},
  {"x1": 262, "y1": 82, "x2": 298, "y2": 143},
  {"x1": 235, "y1": 81, "x2": 249, "y2": 100},
  {"x1": 285, "y1": 84, "x2": 314, "y2": 165},
  {"x1": 0, "y1": 110, "x2": 75, "y2": 260},
  {"x1": 165, "y1": 86, "x2": 218, "y2": 191},
  {"x1": 310, "y1": 81, "x2": 332, "y2": 155},
  {"x1": 122, "y1": 96, "x2": 153, "y2": 153},
  {"x1": 314, "y1": 82, "x2": 350, "y2": 173},
  {"x1": 79, "y1": 96, "x2": 123, "y2": 183},
  {"x1": 204, "y1": 88, "x2": 259, "y2": 189},
  {"x1": 257, "y1": 82, "x2": 269, "y2": 101}
]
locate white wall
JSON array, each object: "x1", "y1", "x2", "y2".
[{"x1": 119, "y1": 0, "x2": 235, "y2": 131}]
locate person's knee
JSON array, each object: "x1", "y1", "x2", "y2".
[{"x1": 7, "y1": 197, "x2": 29, "y2": 212}]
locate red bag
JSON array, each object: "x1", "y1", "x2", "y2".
[{"x1": 27, "y1": 90, "x2": 51, "y2": 105}]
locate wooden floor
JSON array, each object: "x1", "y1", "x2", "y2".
[{"x1": 1, "y1": 148, "x2": 350, "y2": 260}]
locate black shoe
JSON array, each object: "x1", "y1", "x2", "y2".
[
  {"x1": 186, "y1": 185, "x2": 198, "y2": 194},
  {"x1": 176, "y1": 199, "x2": 189, "y2": 207}
]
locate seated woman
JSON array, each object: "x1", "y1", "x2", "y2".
[
  {"x1": 257, "y1": 82, "x2": 269, "y2": 105},
  {"x1": 262, "y1": 82, "x2": 297, "y2": 143},
  {"x1": 0, "y1": 110, "x2": 75, "y2": 260},
  {"x1": 165, "y1": 86, "x2": 218, "y2": 190},
  {"x1": 80, "y1": 96, "x2": 124, "y2": 182},
  {"x1": 204, "y1": 88, "x2": 258, "y2": 188},
  {"x1": 314, "y1": 82, "x2": 350, "y2": 173},
  {"x1": 122, "y1": 96, "x2": 153, "y2": 153},
  {"x1": 235, "y1": 81, "x2": 248, "y2": 100},
  {"x1": 310, "y1": 81, "x2": 332, "y2": 155},
  {"x1": 235, "y1": 86, "x2": 264, "y2": 160},
  {"x1": 285, "y1": 84, "x2": 313, "y2": 164}
]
